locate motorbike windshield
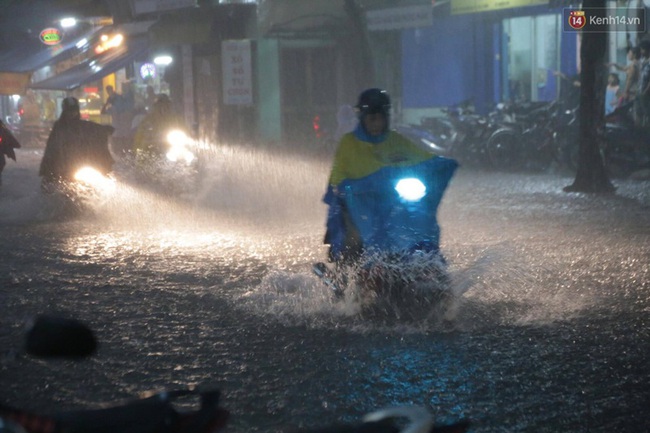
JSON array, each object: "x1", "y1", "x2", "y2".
[{"x1": 339, "y1": 157, "x2": 458, "y2": 254}]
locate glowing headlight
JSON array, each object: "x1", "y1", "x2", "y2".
[
  {"x1": 73, "y1": 167, "x2": 115, "y2": 191},
  {"x1": 167, "y1": 129, "x2": 187, "y2": 145},
  {"x1": 166, "y1": 129, "x2": 195, "y2": 165},
  {"x1": 395, "y1": 178, "x2": 426, "y2": 202}
]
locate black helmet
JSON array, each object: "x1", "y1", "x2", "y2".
[
  {"x1": 356, "y1": 88, "x2": 391, "y2": 117},
  {"x1": 61, "y1": 96, "x2": 79, "y2": 113}
]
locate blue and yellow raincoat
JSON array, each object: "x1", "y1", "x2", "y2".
[{"x1": 324, "y1": 123, "x2": 458, "y2": 262}]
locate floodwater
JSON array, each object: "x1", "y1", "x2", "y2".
[{"x1": 0, "y1": 144, "x2": 649, "y2": 433}]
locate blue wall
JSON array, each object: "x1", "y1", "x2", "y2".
[{"x1": 401, "y1": 16, "x2": 479, "y2": 110}]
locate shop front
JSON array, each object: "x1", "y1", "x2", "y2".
[{"x1": 400, "y1": 0, "x2": 581, "y2": 119}]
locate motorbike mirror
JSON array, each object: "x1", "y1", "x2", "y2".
[{"x1": 25, "y1": 315, "x2": 97, "y2": 359}]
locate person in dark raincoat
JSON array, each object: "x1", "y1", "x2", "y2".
[
  {"x1": 0, "y1": 119, "x2": 21, "y2": 188},
  {"x1": 39, "y1": 97, "x2": 115, "y2": 188}
]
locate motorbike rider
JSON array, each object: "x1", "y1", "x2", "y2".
[
  {"x1": 0, "y1": 119, "x2": 21, "y2": 188},
  {"x1": 39, "y1": 97, "x2": 115, "y2": 189},
  {"x1": 132, "y1": 94, "x2": 188, "y2": 162},
  {"x1": 324, "y1": 88, "x2": 442, "y2": 265}
]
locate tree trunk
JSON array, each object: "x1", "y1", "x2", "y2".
[{"x1": 564, "y1": 0, "x2": 615, "y2": 194}]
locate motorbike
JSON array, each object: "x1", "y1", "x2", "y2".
[
  {"x1": 484, "y1": 101, "x2": 558, "y2": 172},
  {"x1": 42, "y1": 166, "x2": 116, "y2": 214},
  {"x1": 551, "y1": 102, "x2": 650, "y2": 178},
  {"x1": 314, "y1": 157, "x2": 458, "y2": 315},
  {"x1": 133, "y1": 128, "x2": 200, "y2": 197},
  {"x1": 41, "y1": 164, "x2": 116, "y2": 218},
  {"x1": 438, "y1": 102, "x2": 504, "y2": 169},
  {"x1": 1, "y1": 315, "x2": 470, "y2": 433},
  {"x1": 602, "y1": 103, "x2": 650, "y2": 178},
  {"x1": 551, "y1": 103, "x2": 579, "y2": 173}
]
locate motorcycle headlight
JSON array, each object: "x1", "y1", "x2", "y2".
[
  {"x1": 165, "y1": 129, "x2": 195, "y2": 165},
  {"x1": 73, "y1": 166, "x2": 115, "y2": 191},
  {"x1": 395, "y1": 178, "x2": 426, "y2": 202},
  {"x1": 167, "y1": 129, "x2": 188, "y2": 146}
]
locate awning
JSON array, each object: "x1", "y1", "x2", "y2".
[
  {"x1": 0, "y1": 25, "x2": 105, "y2": 74},
  {"x1": 257, "y1": 0, "x2": 348, "y2": 38},
  {"x1": 29, "y1": 36, "x2": 149, "y2": 91}
]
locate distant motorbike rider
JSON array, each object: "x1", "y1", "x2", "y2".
[
  {"x1": 132, "y1": 94, "x2": 188, "y2": 161},
  {"x1": 324, "y1": 88, "x2": 442, "y2": 264},
  {"x1": 39, "y1": 97, "x2": 115, "y2": 189},
  {"x1": 0, "y1": 119, "x2": 21, "y2": 188}
]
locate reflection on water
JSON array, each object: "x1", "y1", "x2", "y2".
[{"x1": 0, "y1": 145, "x2": 649, "y2": 432}]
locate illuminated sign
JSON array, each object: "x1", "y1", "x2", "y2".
[
  {"x1": 40, "y1": 28, "x2": 62, "y2": 45},
  {"x1": 94, "y1": 33, "x2": 124, "y2": 54},
  {"x1": 140, "y1": 63, "x2": 157, "y2": 80}
]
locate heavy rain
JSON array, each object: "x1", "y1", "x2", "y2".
[{"x1": 1, "y1": 1, "x2": 649, "y2": 433}]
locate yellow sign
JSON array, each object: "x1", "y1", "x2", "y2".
[
  {"x1": 0, "y1": 72, "x2": 32, "y2": 95},
  {"x1": 451, "y1": 0, "x2": 547, "y2": 15}
]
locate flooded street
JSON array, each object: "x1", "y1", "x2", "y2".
[{"x1": 1, "y1": 146, "x2": 649, "y2": 432}]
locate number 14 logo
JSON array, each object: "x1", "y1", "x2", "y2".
[{"x1": 569, "y1": 10, "x2": 586, "y2": 29}]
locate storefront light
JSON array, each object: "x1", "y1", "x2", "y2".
[
  {"x1": 60, "y1": 17, "x2": 77, "y2": 28},
  {"x1": 153, "y1": 55, "x2": 173, "y2": 66}
]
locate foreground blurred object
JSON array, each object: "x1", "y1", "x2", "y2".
[
  {"x1": 2, "y1": 315, "x2": 228, "y2": 433},
  {"x1": 294, "y1": 405, "x2": 470, "y2": 433},
  {"x1": 3, "y1": 316, "x2": 468, "y2": 433},
  {"x1": 25, "y1": 315, "x2": 97, "y2": 359},
  {"x1": 0, "y1": 388, "x2": 228, "y2": 433}
]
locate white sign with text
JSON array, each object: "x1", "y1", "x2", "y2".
[
  {"x1": 133, "y1": 0, "x2": 197, "y2": 15},
  {"x1": 366, "y1": 5, "x2": 433, "y2": 31},
  {"x1": 222, "y1": 40, "x2": 253, "y2": 105}
]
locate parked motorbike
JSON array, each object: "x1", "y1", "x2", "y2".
[
  {"x1": 437, "y1": 101, "x2": 501, "y2": 168},
  {"x1": 551, "y1": 103, "x2": 579, "y2": 173},
  {"x1": 315, "y1": 157, "x2": 458, "y2": 317},
  {"x1": 602, "y1": 103, "x2": 650, "y2": 178},
  {"x1": 485, "y1": 101, "x2": 558, "y2": 172}
]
